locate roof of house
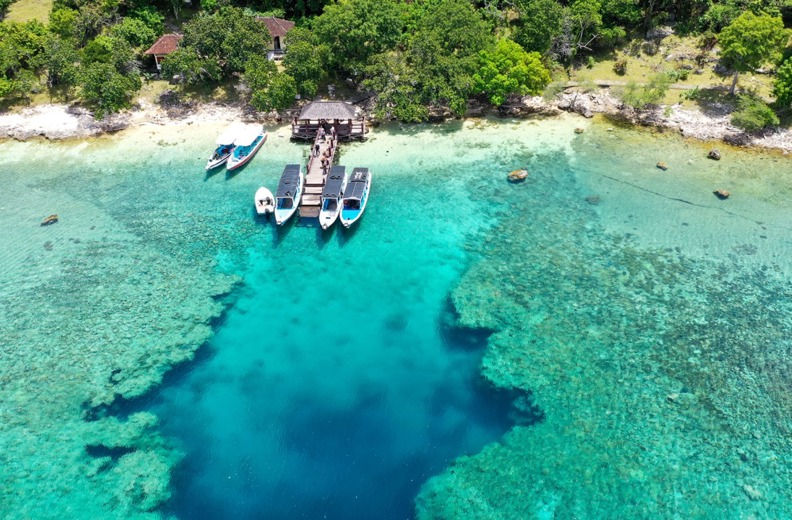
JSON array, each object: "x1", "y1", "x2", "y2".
[
  {"x1": 144, "y1": 34, "x2": 182, "y2": 56},
  {"x1": 298, "y1": 101, "x2": 359, "y2": 121},
  {"x1": 255, "y1": 16, "x2": 295, "y2": 38}
]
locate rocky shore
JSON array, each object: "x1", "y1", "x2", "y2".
[{"x1": 2, "y1": 88, "x2": 792, "y2": 152}]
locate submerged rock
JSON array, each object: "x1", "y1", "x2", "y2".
[
  {"x1": 40, "y1": 214, "x2": 58, "y2": 226},
  {"x1": 707, "y1": 149, "x2": 722, "y2": 161},
  {"x1": 508, "y1": 169, "x2": 529, "y2": 182},
  {"x1": 575, "y1": 127, "x2": 585, "y2": 134},
  {"x1": 714, "y1": 189, "x2": 730, "y2": 199},
  {"x1": 656, "y1": 161, "x2": 669, "y2": 171}
]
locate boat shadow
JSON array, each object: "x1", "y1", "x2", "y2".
[
  {"x1": 225, "y1": 163, "x2": 250, "y2": 179},
  {"x1": 204, "y1": 167, "x2": 222, "y2": 181},
  {"x1": 271, "y1": 214, "x2": 297, "y2": 247},
  {"x1": 337, "y1": 223, "x2": 360, "y2": 246}
]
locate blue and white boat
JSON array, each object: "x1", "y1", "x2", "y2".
[
  {"x1": 340, "y1": 167, "x2": 371, "y2": 228},
  {"x1": 319, "y1": 165, "x2": 347, "y2": 229},
  {"x1": 226, "y1": 126, "x2": 267, "y2": 171},
  {"x1": 205, "y1": 124, "x2": 243, "y2": 170},
  {"x1": 274, "y1": 164, "x2": 304, "y2": 225}
]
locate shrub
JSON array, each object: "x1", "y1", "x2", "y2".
[
  {"x1": 616, "y1": 72, "x2": 672, "y2": 109},
  {"x1": 613, "y1": 59, "x2": 627, "y2": 75},
  {"x1": 731, "y1": 95, "x2": 779, "y2": 131}
]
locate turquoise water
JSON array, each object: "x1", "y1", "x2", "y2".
[{"x1": 3, "y1": 117, "x2": 792, "y2": 518}]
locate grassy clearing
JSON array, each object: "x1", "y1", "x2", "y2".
[
  {"x1": 5, "y1": 0, "x2": 52, "y2": 23},
  {"x1": 571, "y1": 35, "x2": 775, "y2": 107}
]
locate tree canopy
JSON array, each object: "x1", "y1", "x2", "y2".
[
  {"x1": 719, "y1": 11, "x2": 788, "y2": 93},
  {"x1": 473, "y1": 39, "x2": 551, "y2": 105}
]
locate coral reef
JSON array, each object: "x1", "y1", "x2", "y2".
[{"x1": 417, "y1": 143, "x2": 792, "y2": 518}]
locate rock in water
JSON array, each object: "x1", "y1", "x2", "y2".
[
  {"x1": 508, "y1": 169, "x2": 529, "y2": 182},
  {"x1": 656, "y1": 162, "x2": 669, "y2": 171},
  {"x1": 40, "y1": 214, "x2": 58, "y2": 226},
  {"x1": 584, "y1": 195, "x2": 601, "y2": 205},
  {"x1": 574, "y1": 127, "x2": 585, "y2": 134},
  {"x1": 714, "y1": 189, "x2": 730, "y2": 199},
  {"x1": 707, "y1": 149, "x2": 721, "y2": 161},
  {"x1": 743, "y1": 484, "x2": 762, "y2": 501}
]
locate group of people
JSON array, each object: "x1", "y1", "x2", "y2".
[{"x1": 312, "y1": 124, "x2": 337, "y2": 174}]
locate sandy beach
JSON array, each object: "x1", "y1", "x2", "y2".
[{"x1": 3, "y1": 91, "x2": 792, "y2": 153}]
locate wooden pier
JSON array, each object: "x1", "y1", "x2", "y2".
[{"x1": 298, "y1": 133, "x2": 337, "y2": 219}]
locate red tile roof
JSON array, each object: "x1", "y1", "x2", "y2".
[
  {"x1": 144, "y1": 34, "x2": 182, "y2": 56},
  {"x1": 255, "y1": 16, "x2": 295, "y2": 38}
]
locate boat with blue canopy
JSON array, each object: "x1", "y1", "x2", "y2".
[
  {"x1": 226, "y1": 126, "x2": 267, "y2": 171},
  {"x1": 205, "y1": 123, "x2": 244, "y2": 170},
  {"x1": 340, "y1": 167, "x2": 371, "y2": 228}
]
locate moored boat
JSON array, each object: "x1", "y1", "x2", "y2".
[
  {"x1": 319, "y1": 165, "x2": 347, "y2": 229},
  {"x1": 340, "y1": 167, "x2": 371, "y2": 228},
  {"x1": 274, "y1": 164, "x2": 304, "y2": 225},
  {"x1": 205, "y1": 123, "x2": 243, "y2": 170},
  {"x1": 254, "y1": 186, "x2": 275, "y2": 215},
  {"x1": 226, "y1": 126, "x2": 267, "y2": 171}
]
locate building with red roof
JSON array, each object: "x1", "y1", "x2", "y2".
[
  {"x1": 144, "y1": 33, "x2": 183, "y2": 71},
  {"x1": 255, "y1": 16, "x2": 295, "y2": 60}
]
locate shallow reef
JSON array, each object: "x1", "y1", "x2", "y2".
[{"x1": 416, "y1": 143, "x2": 792, "y2": 518}]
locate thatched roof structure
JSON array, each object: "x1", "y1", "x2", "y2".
[{"x1": 298, "y1": 101, "x2": 359, "y2": 121}]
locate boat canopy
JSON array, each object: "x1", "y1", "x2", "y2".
[
  {"x1": 215, "y1": 123, "x2": 245, "y2": 145},
  {"x1": 342, "y1": 167, "x2": 370, "y2": 200},
  {"x1": 276, "y1": 164, "x2": 302, "y2": 198},
  {"x1": 235, "y1": 126, "x2": 264, "y2": 147},
  {"x1": 323, "y1": 166, "x2": 346, "y2": 198}
]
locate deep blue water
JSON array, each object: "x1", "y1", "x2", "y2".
[{"x1": 146, "y1": 127, "x2": 523, "y2": 519}]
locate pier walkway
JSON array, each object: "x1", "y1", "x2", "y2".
[{"x1": 298, "y1": 132, "x2": 337, "y2": 219}]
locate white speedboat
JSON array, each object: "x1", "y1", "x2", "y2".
[
  {"x1": 205, "y1": 124, "x2": 243, "y2": 170},
  {"x1": 274, "y1": 164, "x2": 304, "y2": 225},
  {"x1": 319, "y1": 165, "x2": 347, "y2": 229},
  {"x1": 340, "y1": 167, "x2": 371, "y2": 228},
  {"x1": 254, "y1": 186, "x2": 275, "y2": 215},
  {"x1": 226, "y1": 126, "x2": 267, "y2": 171}
]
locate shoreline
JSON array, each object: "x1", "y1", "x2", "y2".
[{"x1": 2, "y1": 90, "x2": 792, "y2": 153}]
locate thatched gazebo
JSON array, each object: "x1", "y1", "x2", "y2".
[{"x1": 291, "y1": 101, "x2": 366, "y2": 141}]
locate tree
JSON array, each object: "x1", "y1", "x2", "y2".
[
  {"x1": 177, "y1": 8, "x2": 270, "y2": 79},
  {"x1": 312, "y1": 0, "x2": 404, "y2": 78},
  {"x1": 719, "y1": 11, "x2": 788, "y2": 94},
  {"x1": 42, "y1": 34, "x2": 79, "y2": 93},
  {"x1": 408, "y1": 0, "x2": 494, "y2": 116},
  {"x1": 773, "y1": 57, "x2": 792, "y2": 107},
  {"x1": 364, "y1": 51, "x2": 428, "y2": 122},
  {"x1": 0, "y1": 20, "x2": 47, "y2": 103},
  {"x1": 79, "y1": 62, "x2": 141, "y2": 117},
  {"x1": 161, "y1": 47, "x2": 222, "y2": 85},
  {"x1": 244, "y1": 56, "x2": 296, "y2": 111},
  {"x1": 108, "y1": 17, "x2": 159, "y2": 49},
  {"x1": 473, "y1": 39, "x2": 551, "y2": 105},
  {"x1": 282, "y1": 27, "x2": 329, "y2": 98},
  {"x1": 515, "y1": 0, "x2": 564, "y2": 55}
]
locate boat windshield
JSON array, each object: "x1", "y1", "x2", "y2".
[
  {"x1": 343, "y1": 199, "x2": 360, "y2": 210},
  {"x1": 277, "y1": 197, "x2": 293, "y2": 209},
  {"x1": 323, "y1": 199, "x2": 337, "y2": 211}
]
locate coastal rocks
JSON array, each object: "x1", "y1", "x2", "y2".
[
  {"x1": 508, "y1": 169, "x2": 529, "y2": 182},
  {"x1": 656, "y1": 161, "x2": 669, "y2": 171},
  {"x1": 647, "y1": 26, "x2": 674, "y2": 41},
  {"x1": 714, "y1": 189, "x2": 730, "y2": 199},
  {"x1": 707, "y1": 149, "x2": 722, "y2": 160},
  {"x1": 499, "y1": 95, "x2": 560, "y2": 117}
]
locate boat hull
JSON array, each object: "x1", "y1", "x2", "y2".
[
  {"x1": 340, "y1": 176, "x2": 371, "y2": 228},
  {"x1": 319, "y1": 207, "x2": 340, "y2": 229},
  {"x1": 227, "y1": 132, "x2": 267, "y2": 171},
  {"x1": 275, "y1": 172, "x2": 305, "y2": 226},
  {"x1": 205, "y1": 147, "x2": 233, "y2": 170}
]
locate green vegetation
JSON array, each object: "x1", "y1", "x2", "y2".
[
  {"x1": 0, "y1": 0, "x2": 791, "y2": 124},
  {"x1": 731, "y1": 93, "x2": 780, "y2": 130},
  {"x1": 718, "y1": 11, "x2": 788, "y2": 94}
]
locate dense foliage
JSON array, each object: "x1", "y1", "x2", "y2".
[
  {"x1": 0, "y1": 0, "x2": 791, "y2": 122},
  {"x1": 731, "y1": 93, "x2": 780, "y2": 130}
]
